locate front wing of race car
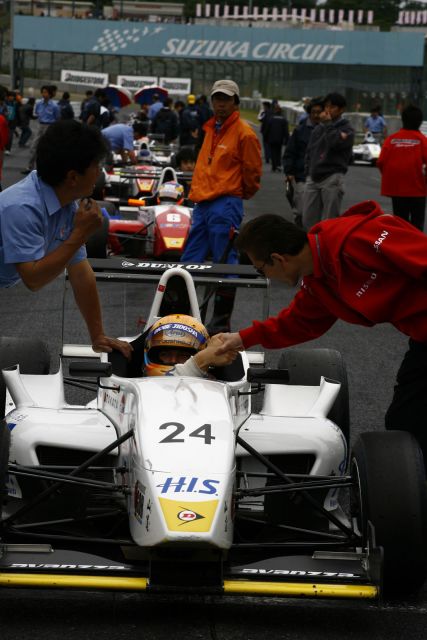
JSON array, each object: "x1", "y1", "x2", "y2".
[{"x1": 0, "y1": 544, "x2": 380, "y2": 598}]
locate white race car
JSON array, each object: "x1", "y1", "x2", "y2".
[
  {"x1": 351, "y1": 132, "x2": 382, "y2": 166},
  {"x1": 0, "y1": 262, "x2": 425, "y2": 600}
]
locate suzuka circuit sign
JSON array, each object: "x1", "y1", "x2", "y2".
[{"x1": 14, "y1": 16, "x2": 425, "y2": 67}]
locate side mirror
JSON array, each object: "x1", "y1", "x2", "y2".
[{"x1": 69, "y1": 361, "x2": 112, "y2": 378}]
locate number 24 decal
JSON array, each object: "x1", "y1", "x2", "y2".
[{"x1": 159, "y1": 422, "x2": 215, "y2": 445}]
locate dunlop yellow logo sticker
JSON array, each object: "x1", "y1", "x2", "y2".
[
  {"x1": 164, "y1": 237, "x2": 185, "y2": 249},
  {"x1": 159, "y1": 498, "x2": 218, "y2": 532}
]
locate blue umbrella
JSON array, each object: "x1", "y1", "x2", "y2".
[{"x1": 134, "y1": 85, "x2": 168, "y2": 106}]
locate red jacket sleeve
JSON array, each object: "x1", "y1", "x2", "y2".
[
  {"x1": 239, "y1": 284, "x2": 337, "y2": 349},
  {"x1": 0, "y1": 116, "x2": 8, "y2": 150}
]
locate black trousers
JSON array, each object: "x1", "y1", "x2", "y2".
[
  {"x1": 391, "y1": 196, "x2": 425, "y2": 232},
  {"x1": 385, "y1": 339, "x2": 427, "y2": 458},
  {"x1": 269, "y1": 144, "x2": 282, "y2": 171}
]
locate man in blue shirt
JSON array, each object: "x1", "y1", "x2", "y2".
[
  {"x1": 0, "y1": 120, "x2": 131, "y2": 358},
  {"x1": 364, "y1": 106, "x2": 387, "y2": 139},
  {"x1": 148, "y1": 94, "x2": 164, "y2": 121},
  {"x1": 101, "y1": 122, "x2": 145, "y2": 164},
  {"x1": 23, "y1": 85, "x2": 60, "y2": 174}
]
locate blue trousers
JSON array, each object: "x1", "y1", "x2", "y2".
[{"x1": 181, "y1": 195, "x2": 243, "y2": 264}]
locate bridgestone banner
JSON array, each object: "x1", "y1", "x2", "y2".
[
  {"x1": 60, "y1": 69, "x2": 109, "y2": 87},
  {"x1": 117, "y1": 75, "x2": 157, "y2": 89},
  {"x1": 159, "y1": 77, "x2": 191, "y2": 95}
]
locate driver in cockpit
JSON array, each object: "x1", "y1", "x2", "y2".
[{"x1": 143, "y1": 314, "x2": 237, "y2": 378}]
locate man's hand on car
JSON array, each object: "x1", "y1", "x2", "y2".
[
  {"x1": 214, "y1": 332, "x2": 244, "y2": 355},
  {"x1": 92, "y1": 334, "x2": 133, "y2": 359}
]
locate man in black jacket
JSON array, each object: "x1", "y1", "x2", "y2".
[
  {"x1": 283, "y1": 97, "x2": 324, "y2": 223},
  {"x1": 151, "y1": 97, "x2": 179, "y2": 144},
  {"x1": 264, "y1": 103, "x2": 289, "y2": 172},
  {"x1": 302, "y1": 92, "x2": 354, "y2": 229}
]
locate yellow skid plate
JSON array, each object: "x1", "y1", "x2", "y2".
[
  {"x1": 224, "y1": 580, "x2": 378, "y2": 599},
  {"x1": 0, "y1": 574, "x2": 377, "y2": 598},
  {"x1": 0, "y1": 573, "x2": 148, "y2": 591}
]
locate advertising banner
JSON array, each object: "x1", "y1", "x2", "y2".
[
  {"x1": 60, "y1": 69, "x2": 109, "y2": 87},
  {"x1": 159, "y1": 77, "x2": 191, "y2": 95},
  {"x1": 15, "y1": 17, "x2": 425, "y2": 67},
  {"x1": 117, "y1": 75, "x2": 158, "y2": 89}
]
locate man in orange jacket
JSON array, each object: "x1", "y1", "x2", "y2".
[{"x1": 181, "y1": 79, "x2": 262, "y2": 333}]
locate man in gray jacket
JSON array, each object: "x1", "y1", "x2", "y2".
[{"x1": 302, "y1": 92, "x2": 354, "y2": 229}]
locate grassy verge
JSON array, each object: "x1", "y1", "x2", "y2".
[{"x1": 240, "y1": 108, "x2": 259, "y2": 125}]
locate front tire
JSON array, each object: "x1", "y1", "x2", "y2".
[{"x1": 351, "y1": 431, "x2": 427, "y2": 596}]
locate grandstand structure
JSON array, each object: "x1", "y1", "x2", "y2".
[{"x1": 195, "y1": 5, "x2": 375, "y2": 26}]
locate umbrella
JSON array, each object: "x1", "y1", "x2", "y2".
[
  {"x1": 103, "y1": 85, "x2": 132, "y2": 109},
  {"x1": 134, "y1": 85, "x2": 168, "y2": 106}
]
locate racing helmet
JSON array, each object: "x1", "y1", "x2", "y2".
[
  {"x1": 158, "y1": 181, "x2": 185, "y2": 203},
  {"x1": 144, "y1": 314, "x2": 209, "y2": 376}
]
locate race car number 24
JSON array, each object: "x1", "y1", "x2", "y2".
[{"x1": 159, "y1": 422, "x2": 215, "y2": 445}]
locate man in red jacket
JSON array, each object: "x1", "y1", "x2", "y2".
[
  {"x1": 217, "y1": 202, "x2": 427, "y2": 456},
  {"x1": 377, "y1": 105, "x2": 427, "y2": 231}
]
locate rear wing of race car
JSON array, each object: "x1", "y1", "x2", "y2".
[{"x1": 63, "y1": 260, "x2": 269, "y2": 362}]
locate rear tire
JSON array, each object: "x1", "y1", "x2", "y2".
[
  {"x1": 351, "y1": 431, "x2": 427, "y2": 596},
  {"x1": 0, "y1": 337, "x2": 50, "y2": 419}
]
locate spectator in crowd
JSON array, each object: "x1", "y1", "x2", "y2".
[
  {"x1": 196, "y1": 94, "x2": 213, "y2": 148},
  {"x1": 80, "y1": 89, "x2": 111, "y2": 129},
  {"x1": 18, "y1": 96, "x2": 36, "y2": 148},
  {"x1": 302, "y1": 92, "x2": 354, "y2": 229},
  {"x1": 174, "y1": 146, "x2": 197, "y2": 198},
  {"x1": 148, "y1": 93, "x2": 164, "y2": 121},
  {"x1": 181, "y1": 79, "x2": 262, "y2": 334},
  {"x1": 258, "y1": 100, "x2": 272, "y2": 164},
  {"x1": 136, "y1": 103, "x2": 149, "y2": 125},
  {"x1": 296, "y1": 97, "x2": 312, "y2": 124},
  {"x1": 58, "y1": 91, "x2": 75, "y2": 120},
  {"x1": 283, "y1": 97, "x2": 324, "y2": 225},
  {"x1": 179, "y1": 94, "x2": 200, "y2": 147},
  {"x1": 377, "y1": 104, "x2": 427, "y2": 232},
  {"x1": 79, "y1": 89, "x2": 93, "y2": 120},
  {"x1": 0, "y1": 120, "x2": 131, "y2": 359},
  {"x1": 215, "y1": 206, "x2": 427, "y2": 460},
  {"x1": 48, "y1": 85, "x2": 58, "y2": 100},
  {"x1": 151, "y1": 97, "x2": 179, "y2": 143},
  {"x1": 101, "y1": 121, "x2": 146, "y2": 165},
  {"x1": 264, "y1": 102, "x2": 289, "y2": 172},
  {"x1": 22, "y1": 85, "x2": 60, "y2": 174},
  {"x1": 196, "y1": 94, "x2": 213, "y2": 126},
  {"x1": 4, "y1": 91, "x2": 20, "y2": 155},
  {"x1": 175, "y1": 145, "x2": 197, "y2": 172},
  {"x1": 364, "y1": 105, "x2": 387, "y2": 139}
]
